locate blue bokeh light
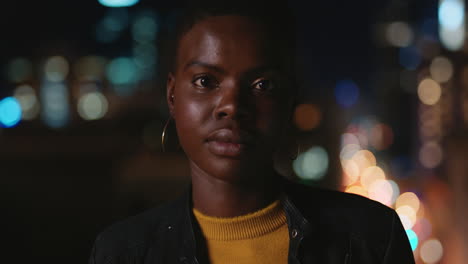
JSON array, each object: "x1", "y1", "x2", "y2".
[
  {"x1": 405, "y1": 229, "x2": 419, "y2": 251},
  {"x1": 0, "y1": 97, "x2": 22, "y2": 128},
  {"x1": 334, "y1": 80, "x2": 360, "y2": 108},
  {"x1": 399, "y1": 46, "x2": 421, "y2": 70},
  {"x1": 106, "y1": 57, "x2": 138, "y2": 86},
  {"x1": 439, "y1": 0, "x2": 464, "y2": 30},
  {"x1": 98, "y1": 0, "x2": 139, "y2": 8}
]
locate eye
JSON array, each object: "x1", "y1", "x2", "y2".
[
  {"x1": 192, "y1": 75, "x2": 218, "y2": 89},
  {"x1": 252, "y1": 79, "x2": 274, "y2": 92}
]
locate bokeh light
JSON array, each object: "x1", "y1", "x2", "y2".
[
  {"x1": 386, "y1": 21, "x2": 413, "y2": 47},
  {"x1": 419, "y1": 141, "x2": 443, "y2": 168},
  {"x1": 106, "y1": 57, "x2": 138, "y2": 85},
  {"x1": 95, "y1": 8, "x2": 129, "y2": 43},
  {"x1": 370, "y1": 123, "x2": 394, "y2": 150},
  {"x1": 406, "y1": 229, "x2": 419, "y2": 251},
  {"x1": 360, "y1": 166, "x2": 386, "y2": 189},
  {"x1": 352, "y1": 150, "x2": 376, "y2": 173},
  {"x1": 13, "y1": 85, "x2": 40, "y2": 120},
  {"x1": 429, "y1": 56, "x2": 453, "y2": 83},
  {"x1": 0, "y1": 97, "x2": 22, "y2": 128},
  {"x1": 418, "y1": 78, "x2": 441, "y2": 105},
  {"x1": 132, "y1": 11, "x2": 159, "y2": 43},
  {"x1": 368, "y1": 179, "x2": 393, "y2": 206},
  {"x1": 413, "y1": 218, "x2": 432, "y2": 241},
  {"x1": 387, "y1": 180, "x2": 400, "y2": 205},
  {"x1": 98, "y1": 0, "x2": 139, "y2": 8},
  {"x1": 396, "y1": 205, "x2": 417, "y2": 230},
  {"x1": 340, "y1": 143, "x2": 361, "y2": 160},
  {"x1": 74, "y1": 56, "x2": 108, "y2": 81},
  {"x1": 399, "y1": 46, "x2": 421, "y2": 70},
  {"x1": 439, "y1": 0, "x2": 464, "y2": 30},
  {"x1": 7, "y1": 58, "x2": 33, "y2": 83},
  {"x1": 293, "y1": 103, "x2": 322, "y2": 131},
  {"x1": 293, "y1": 146, "x2": 329, "y2": 180},
  {"x1": 44, "y1": 56, "x2": 69, "y2": 82},
  {"x1": 77, "y1": 91, "x2": 109, "y2": 120},
  {"x1": 341, "y1": 159, "x2": 360, "y2": 186},
  {"x1": 439, "y1": 0, "x2": 465, "y2": 51},
  {"x1": 41, "y1": 83, "x2": 69, "y2": 128},
  {"x1": 334, "y1": 80, "x2": 359, "y2": 108},
  {"x1": 420, "y1": 239, "x2": 443, "y2": 264},
  {"x1": 345, "y1": 185, "x2": 368, "y2": 197},
  {"x1": 396, "y1": 192, "x2": 421, "y2": 213}
]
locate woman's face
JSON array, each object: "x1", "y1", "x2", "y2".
[{"x1": 167, "y1": 15, "x2": 293, "y2": 182}]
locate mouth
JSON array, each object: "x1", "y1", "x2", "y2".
[{"x1": 205, "y1": 128, "x2": 254, "y2": 158}]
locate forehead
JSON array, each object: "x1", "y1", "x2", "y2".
[{"x1": 175, "y1": 15, "x2": 276, "y2": 72}]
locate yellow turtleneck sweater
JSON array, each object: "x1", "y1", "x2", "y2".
[{"x1": 192, "y1": 200, "x2": 289, "y2": 264}]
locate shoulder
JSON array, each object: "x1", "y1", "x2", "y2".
[
  {"x1": 90, "y1": 196, "x2": 185, "y2": 263},
  {"x1": 284, "y1": 180, "x2": 397, "y2": 236}
]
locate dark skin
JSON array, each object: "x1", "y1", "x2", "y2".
[{"x1": 167, "y1": 15, "x2": 294, "y2": 217}]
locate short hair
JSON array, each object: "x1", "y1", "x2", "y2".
[{"x1": 159, "y1": 0, "x2": 298, "y2": 98}]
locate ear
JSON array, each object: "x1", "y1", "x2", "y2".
[{"x1": 166, "y1": 72, "x2": 176, "y2": 116}]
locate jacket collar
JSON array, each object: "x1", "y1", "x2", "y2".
[{"x1": 168, "y1": 179, "x2": 316, "y2": 264}]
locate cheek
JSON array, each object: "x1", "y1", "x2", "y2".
[{"x1": 256, "y1": 99, "x2": 279, "y2": 131}]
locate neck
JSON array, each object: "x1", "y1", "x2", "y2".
[{"x1": 190, "y1": 163, "x2": 281, "y2": 218}]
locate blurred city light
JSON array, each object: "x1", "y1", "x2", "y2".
[
  {"x1": 397, "y1": 205, "x2": 417, "y2": 230},
  {"x1": 41, "y1": 82, "x2": 69, "y2": 128},
  {"x1": 74, "y1": 56, "x2": 108, "y2": 81},
  {"x1": 106, "y1": 57, "x2": 138, "y2": 85},
  {"x1": 370, "y1": 123, "x2": 394, "y2": 150},
  {"x1": 77, "y1": 91, "x2": 109, "y2": 120},
  {"x1": 387, "y1": 180, "x2": 400, "y2": 205},
  {"x1": 429, "y1": 56, "x2": 454, "y2": 83},
  {"x1": 132, "y1": 11, "x2": 159, "y2": 43},
  {"x1": 439, "y1": 0, "x2": 464, "y2": 29},
  {"x1": 419, "y1": 141, "x2": 443, "y2": 168},
  {"x1": 386, "y1": 21, "x2": 413, "y2": 47},
  {"x1": 293, "y1": 146, "x2": 329, "y2": 180},
  {"x1": 97, "y1": 0, "x2": 139, "y2": 8},
  {"x1": 360, "y1": 166, "x2": 385, "y2": 189},
  {"x1": 13, "y1": 85, "x2": 40, "y2": 120},
  {"x1": 0, "y1": 97, "x2": 22, "y2": 128},
  {"x1": 340, "y1": 143, "x2": 361, "y2": 160},
  {"x1": 420, "y1": 239, "x2": 443, "y2": 263},
  {"x1": 44, "y1": 56, "x2": 69, "y2": 82},
  {"x1": 293, "y1": 103, "x2": 322, "y2": 131},
  {"x1": 352, "y1": 150, "x2": 376, "y2": 173},
  {"x1": 418, "y1": 78, "x2": 442, "y2": 105},
  {"x1": 7, "y1": 58, "x2": 33, "y2": 83},
  {"x1": 368, "y1": 179, "x2": 393, "y2": 206},
  {"x1": 96, "y1": 8, "x2": 129, "y2": 43},
  {"x1": 345, "y1": 185, "x2": 368, "y2": 197},
  {"x1": 399, "y1": 46, "x2": 421, "y2": 70},
  {"x1": 396, "y1": 192, "x2": 421, "y2": 213},
  {"x1": 406, "y1": 229, "x2": 419, "y2": 251},
  {"x1": 413, "y1": 218, "x2": 432, "y2": 241},
  {"x1": 439, "y1": 0, "x2": 465, "y2": 51},
  {"x1": 334, "y1": 80, "x2": 359, "y2": 108}
]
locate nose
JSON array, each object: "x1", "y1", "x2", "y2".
[{"x1": 214, "y1": 82, "x2": 249, "y2": 120}]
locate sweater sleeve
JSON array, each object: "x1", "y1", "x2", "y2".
[{"x1": 382, "y1": 210, "x2": 416, "y2": 264}]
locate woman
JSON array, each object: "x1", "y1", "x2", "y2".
[{"x1": 89, "y1": 1, "x2": 415, "y2": 263}]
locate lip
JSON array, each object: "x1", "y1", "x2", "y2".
[{"x1": 205, "y1": 128, "x2": 254, "y2": 157}]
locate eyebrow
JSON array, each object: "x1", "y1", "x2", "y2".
[{"x1": 184, "y1": 60, "x2": 226, "y2": 74}]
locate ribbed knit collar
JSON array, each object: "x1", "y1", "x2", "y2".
[{"x1": 192, "y1": 200, "x2": 287, "y2": 241}]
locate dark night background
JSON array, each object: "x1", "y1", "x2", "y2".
[{"x1": 1, "y1": 0, "x2": 466, "y2": 263}]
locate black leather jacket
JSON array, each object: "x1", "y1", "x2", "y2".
[{"x1": 89, "y1": 180, "x2": 415, "y2": 264}]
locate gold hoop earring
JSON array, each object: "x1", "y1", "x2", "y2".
[{"x1": 161, "y1": 117, "x2": 172, "y2": 152}]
